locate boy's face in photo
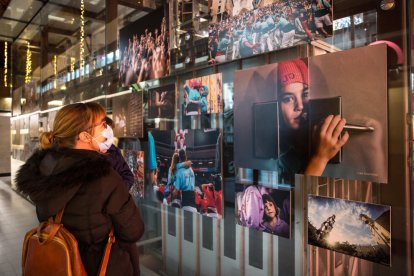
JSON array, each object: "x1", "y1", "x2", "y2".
[
  {"x1": 264, "y1": 200, "x2": 276, "y2": 218},
  {"x1": 279, "y1": 82, "x2": 309, "y2": 130}
]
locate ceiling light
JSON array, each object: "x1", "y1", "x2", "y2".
[
  {"x1": 48, "y1": 100, "x2": 63, "y2": 106},
  {"x1": 48, "y1": 15, "x2": 65, "y2": 22}
]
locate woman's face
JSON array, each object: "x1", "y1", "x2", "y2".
[
  {"x1": 90, "y1": 115, "x2": 107, "y2": 151},
  {"x1": 279, "y1": 82, "x2": 309, "y2": 130},
  {"x1": 264, "y1": 200, "x2": 276, "y2": 219}
]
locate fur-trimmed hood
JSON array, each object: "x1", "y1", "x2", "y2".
[{"x1": 16, "y1": 147, "x2": 111, "y2": 211}]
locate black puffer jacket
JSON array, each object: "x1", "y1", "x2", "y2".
[
  {"x1": 105, "y1": 144, "x2": 135, "y2": 190},
  {"x1": 16, "y1": 147, "x2": 144, "y2": 276}
]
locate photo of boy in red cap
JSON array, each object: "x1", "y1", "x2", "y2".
[
  {"x1": 277, "y1": 59, "x2": 349, "y2": 180},
  {"x1": 234, "y1": 57, "x2": 356, "y2": 184}
]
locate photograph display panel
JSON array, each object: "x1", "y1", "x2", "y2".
[
  {"x1": 119, "y1": 7, "x2": 169, "y2": 87},
  {"x1": 308, "y1": 195, "x2": 391, "y2": 266},
  {"x1": 235, "y1": 183, "x2": 291, "y2": 239},
  {"x1": 309, "y1": 44, "x2": 388, "y2": 183},
  {"x1": 112, "y1": 91, "x2": 144, "y2": 138},
  {"x1": 208, "y1": 0, "x2": 333, "y2": 63},
  {"x1": 148, "y1": 84, "x2": 176, "y2": 119},
  {"x1": 151, "y1": 129, "x2": 223, "y2": 218},
  {"x1": 182, "y1": 73, "x2": 223, "y2": 116},
  {"x1": 122, "y1": 150, "x2": 145, "y2": 199},
  {"x1": 234, "y1": 44, "x2": 388, "y2": 183},
  {"x1": 234, "y1": 59, "x2": 309, "y2": 181}
]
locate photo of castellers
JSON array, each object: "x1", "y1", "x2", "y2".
[
  {"x1": 150, "y1": 129, "x2": 223, "y2": 218},
  {"x1": 183, "y1": 73, "x2": 223, "y2": 116},
  {"x1": 208, "y1": 0, "x2": 333, "y2": 64}
]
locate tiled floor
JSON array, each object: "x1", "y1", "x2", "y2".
[{"x1": 0, "y1": 176, "x2": 38, "y2": 276}]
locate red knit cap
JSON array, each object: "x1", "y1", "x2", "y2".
[
  {"x1": 278, "y1": 59, "x2": 308, "y2": 88},
  {"x1": 189, "y1": 79, "x2": 202, "y2": 88}
]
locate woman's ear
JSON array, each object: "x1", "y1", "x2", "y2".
[{"x1": 78, "y1": 131, "x2": 92, "y2": 143}]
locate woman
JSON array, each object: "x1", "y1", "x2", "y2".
[
  {"x1": 16, "y1": 103, "x2": 144, "y2": 275},
  {"x1": 277, "y1": 59, "x2": 349, "y2": 180},
  {"x1": 262, "y1": 194, "x2": 289, "y2": 237}
]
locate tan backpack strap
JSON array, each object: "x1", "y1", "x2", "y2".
[
  {"x1": 54, "y1": 208, "x2": 64, "y2": 223},
  {"x1": 37, "y1": 222, "x2": 62, "y2": 245},
  {"x1": 98, "y1": 227, "x2": 115, "y2": 276}
]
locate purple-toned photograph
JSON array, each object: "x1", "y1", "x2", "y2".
[{"x1": 235, "y1": 183, "x2": 291, "y2": 239}]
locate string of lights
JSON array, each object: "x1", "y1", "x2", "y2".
[
  {"x1": 4, "y1": 41, "x2": 7, "y2": 87},
  {"x1": 70, "y1": 57, "x2": 75, "y2": 73},
  {"x1": 53, "y1": 55, "x2": 57, "y2": 88},
  {"x1": 25, "y1": 42, "x2": 32, "y2": 84},
  {"x1": 80, "y1": 0, "x2": 85, "y2": 72}
]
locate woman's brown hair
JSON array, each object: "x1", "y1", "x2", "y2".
[{"x1": 39, "y1": 102, "x2": 106, "y2": 149}]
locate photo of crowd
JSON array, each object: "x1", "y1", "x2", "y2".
[
  {"x1": 148, "y1": 84, "x2": 176, "y2": 119},
  {"x1": 119, "y1": 8, "x2": 169, "y2": 87},
  {"x1": 150, "y1": 129, "x2": 223, "y2": 218},
  {"x1": 183, "y1": 73, "x2": 223, "y2": 116},
  {"x1": 208, "y1": 0, "x2": 333, "y2": 64},
  {"x1": 235, "y1": 184, "x2": 291, "y2": 239}
]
